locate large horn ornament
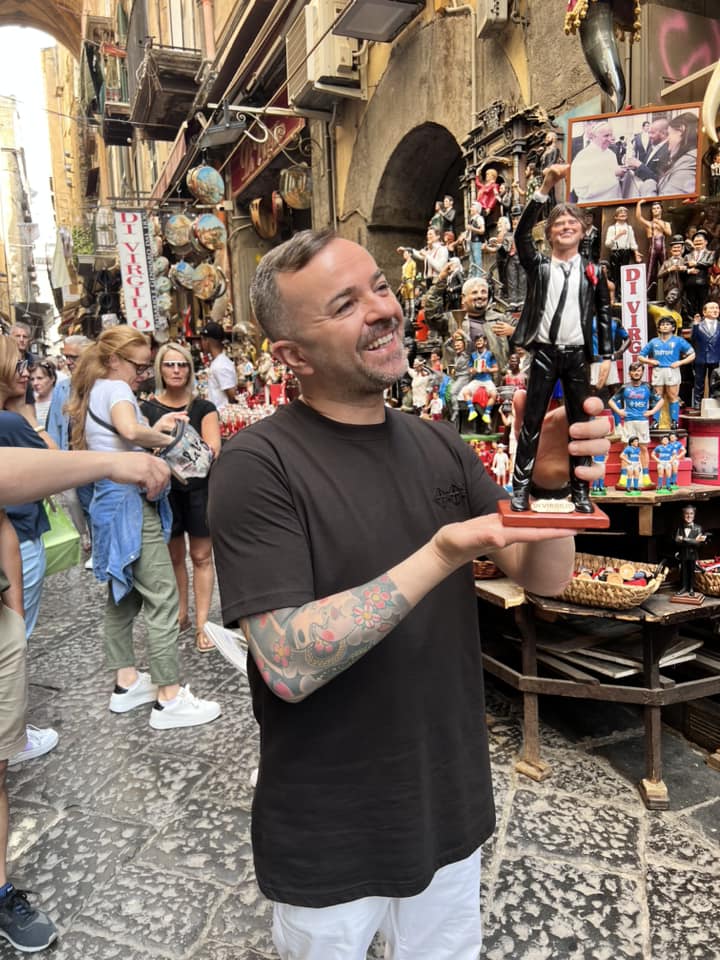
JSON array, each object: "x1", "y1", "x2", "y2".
[
  {"x1": 702, "y1": 59, "x2": 720, "y2": 144},
  {"x1": 578, "y1": 0, "x2": 626, "y2": 112}
]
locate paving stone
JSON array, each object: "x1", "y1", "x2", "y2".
[
  {"x1": 482, "y1": 854, "x2": 644, "y2": 959},
  {"x1": 686, "y1": 798, "x2": 720, "y2": 849},
  {"x1": 646, "y1": 813, "x2": 720, "y2": 872},
  {"x1": 77, "y1": 862, "x2": 224, "y2": 954},
  {"x1": 44, "y1": 930, "x2": 143, "y2": 960},
  {"x1": 522, "y1": 746, "x2": 643, "y2": 807},
  {"x1": 6, "y1": 798, "x2": 60, "y2": 863},
  {"x1": 8, "y1": 808, "x2": 151, "y2": 929},
  {"x1": 207, "y1": 883, "x2": 274, "y2": 953},
  {"x1": 92, "y1": 753, "x2": 213, "y2": 825},
  {"x1": 647, "y1": 863, "x2": 720, "y2": 959},
  {"x1": 596, "y1": 727, "x2": 720, "y2": 810},
  {"x1": 139, "y1": 798, "x2": 252, "y2": 885},
  {"x1": 504, "y1": 789, "x2": 641, "y2": 870},
  {"x1": 189, "y1": 945, "x2": 273, "y2": 960}
]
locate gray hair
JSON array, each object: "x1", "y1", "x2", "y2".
[
  {"x1": 64, "y1": 334, "x2": 92, "y2": 349},
  {"x1": 250, "y1": 229, "x2": 336, "y2": 341},
  {"x1": 461, "y1": 277, "x2": 489, "y2": 297}
]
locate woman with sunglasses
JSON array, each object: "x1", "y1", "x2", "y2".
[
  {"x1": 67, "y1": 327, "x2": 220, "y2": 730},
  {"x1": 30, "y1": 360, "x2": 57, "y2": 430},
  {"x1": 141, "y1": 342, "x2": 221, "y2": 652}
]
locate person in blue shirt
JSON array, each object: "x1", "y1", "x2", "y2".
[
  {"x1": 609, "y1": 362, "x2": 663, "y2": 488},
  {"x1": 638, "y1": 316, "x2": 695, "y2": 428},
  {"x1": 590, "y1": 452, "x2": 607, "y2": 494},
  {"x1": 460, "y1": 335, "x2": 498, "y2": 424},
  {"x1": 590, "y1": 317, "x2": 630, "y2": 404},
  {"x1": 652, "y1": 435, "x2": 675, "y2": 492},
  {"x1": 668, "y1": 431, "x2": 685, "y2": 488},
  {"x1": 620, "y1": 436, "x2": 642, "y2": 494}
]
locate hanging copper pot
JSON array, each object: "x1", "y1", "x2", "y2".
[{"x1": 250, "y1": 196, "x2": 278, "y2": 240}]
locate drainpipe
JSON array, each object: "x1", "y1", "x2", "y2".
[{"x1": 198, "y1": 0, "x2": 216, "y2": 61}]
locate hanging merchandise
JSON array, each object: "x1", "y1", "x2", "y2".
[
  {"x1": 193, "y1": 213, "x2": 227, "y2": 251},
  {"x1": 169, "y1": 259, "x2": 195, "y2": 290},
  {"x1": 250, "y1": 196, "x2": 279, "y2": 239},
  {"x1": 191, "y1": 262, "x2": 227, "y2": 301},
  {"x1": 155, "y1": 275, "x2": 173, "y2": 294},
  {"x1": 154, "y1": 256, "x2": 170, "y2": 276},
  {"x1": 164, "y1": 213, "x2": 194, "y2": 255},
  {"x1": 186, "y1": 164, "x2": 225, "y2": 205},
  {"x1": 279, "y1": 163, "x2": 312, "y2": 209}
]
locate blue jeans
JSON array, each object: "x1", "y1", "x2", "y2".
[
  {"x1": 20, "y1": 538, "x2": 46, "y2": 639},
  {"x1": 469, "y1": 241, "x2": 483, "y2": 278}
]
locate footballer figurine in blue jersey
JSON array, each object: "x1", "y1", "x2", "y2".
[
  {"x1": 609, "y1": 361, "x2": 664, "y2": 489},
  {"x1": 652, "y1": 435, "x2": 675, "y2": 493},
  {"x1": 638, "y1": 316, "x2": 695, "y2": 429},
  {"x1": 620, "y1": 437, "x2": 643, "y2": 494}
]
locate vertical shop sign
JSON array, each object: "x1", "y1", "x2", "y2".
[
  {"x1": 114, "y1": 210, "x2": 158, "y2": 332},
  {"x1": 620, "y1": 264, "x2": 648, "y2": 380}
]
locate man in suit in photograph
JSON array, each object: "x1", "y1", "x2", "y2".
[
  {"x1": 633, "y1": 121, "x2": 652, "y2": 164},
  {"x1": 625, "y1": 118, "x2": 670, "y2": 190},
  {"x1": 510, "y1": 164, "x2": 613, "y2": 513}
]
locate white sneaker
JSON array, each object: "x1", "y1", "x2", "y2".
[
  {"x1": 109, "y1": 671, "x2": 158, "y2": 713},
  {"x1": 149, "y1": 686, "x2": 221, "y2": 730},
  {"x1": 84, "y1": 555, "x2": 94, "y2": 570},
  {"x1": 7, "y1": 726, "x2": 59, "y2": 767}
]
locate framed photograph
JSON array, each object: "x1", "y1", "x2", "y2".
[{"x1": 568, "y1": 103, "x2": 701, "y2": 207}]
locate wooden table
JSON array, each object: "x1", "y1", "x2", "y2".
[{"x1": 477, "y1": 578, "x2": 720, "y2": 809}]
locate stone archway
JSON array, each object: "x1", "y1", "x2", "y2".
[
  {"x1": 369, "y1": 122, "x2": 463, "y2": 277},
  {"x1": 0, "y1": 0, "x2": 81, "y2": 53},
  {"x1": 338, "y1": 13, "x2": 471, "y2": 278}
]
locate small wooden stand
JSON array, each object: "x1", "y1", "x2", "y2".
[
  {"x1": 670, "y1": 592, "x2": 705, "y2": 606},
  {"x1": 639, "y1": 777, "x2": 670, "y2": 810},
  {"x1": 707, "y1": 750, "x2": 720, "y2": 772},
  {"x1": 498, "y1": 498, "x2": 610, "y2": 530}
]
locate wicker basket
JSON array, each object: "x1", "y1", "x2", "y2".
[
  {"x1": 695, "y1": 570, "x2": 720, "y2": 596},
  {"x1": 557, "y1": 552, "x2": 665, "y2": 610}
]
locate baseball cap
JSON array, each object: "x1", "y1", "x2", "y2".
[{"x1": 199, "y1": 321, "x2": 225, "y2": 341}]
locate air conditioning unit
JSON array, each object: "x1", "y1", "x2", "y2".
[
  {"x1": 477, "y1": 0, "x2": 509, "y2": 38},
  {"x1": 286, "y1": 0, "x2": 365, "y2": 110}
]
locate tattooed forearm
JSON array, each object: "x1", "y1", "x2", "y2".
[{"x1": 241, "y1": 574, "x2": 411, "y2": 703}]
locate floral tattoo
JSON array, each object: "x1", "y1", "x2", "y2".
[{"x1": 242, "y1": 575, "x2": 410, "y2": 703}]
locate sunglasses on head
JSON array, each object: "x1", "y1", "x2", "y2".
[{"x1": 15, "y1": 359, "x2": 30, "y2": 375}]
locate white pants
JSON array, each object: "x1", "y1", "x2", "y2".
[{"x1": 272, "y1": 848, "x2": 482, "y2": 960}]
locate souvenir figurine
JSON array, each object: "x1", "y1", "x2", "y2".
[
  {"x1": 540, "y1": 131, "x2": 562, "y2": 203},
  {"x1": 496, "y1": 207, "x2": 527, "y2": 309},
  {"x1": 475, "y1": 167, "x2": 501, "y2": 219},
  {"x1": 509, "y1": 164, "x2": 612, "y2": 515},
  {"x1": 673, "y1": 504, "x2": 707, "y2": 603},
  {"x1": 635, "y1": 200, "x2": 672, "y2": 297},
  {"x1": 429, "y1": 200, "x2": 445, "y2": 234},
  {"x1": 491, "y1": 443, "x2": 511, "y2": 487},
  {"x1": 648, "y1": 288, "x2": 683, "y2": 338},
  {"x1": 638, "y1": 316, "x2": 695, "y2": 429},
  {"x1": 590, "y1": 452, "x2": 607, "y2": 495},
  {"x1": 652, "y1": 435, "x2": 674, "y2": 492},
  {"x1": 620, "y1": 436, "x2": 642, "y2": 495},
  {"x1": 657, "y1": 235, "x2": 687, "y2": 302},
  {"x1": 605, "y1": 206, "x2": 641, "y2": 290},
  {"x1": 668, "y1": 432, "x2": 685, "y2": 488},
  {"x1": 691, "y1": 300, "x2": 720, "y2": 408},
  {"x1": 608, "y1": 361, "x2": 663, "y2": 489},
  {"x1": 398, "y1": 249, "x2": 417, "y2": 323},
  {"x1": 579, "y1": 210, "x2": 600, "y2": 263},
  {"x1": 459, "y1": 335, "x2": 498, "y2": 426},
  {"x1": 684, "y1": 229, "x2": 715, "y2": 321},
  {"x1": 466, "y1": 201, "x2": 486, "y2": 279}
]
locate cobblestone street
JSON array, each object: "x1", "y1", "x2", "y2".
[{"x1": 4, "y1": 564, "x2": 720, "y2": 959}]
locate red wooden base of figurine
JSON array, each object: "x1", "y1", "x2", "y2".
[
  {"x1": 670, "y1": 592, "x2": 704, "y2": 606},
  {"x1": 498, "y1": 498, "x2": 610, "y2": 529}
]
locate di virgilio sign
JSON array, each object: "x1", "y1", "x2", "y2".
[{"x1": 114, "y1": 210, "x2": 158, "y2": 332}]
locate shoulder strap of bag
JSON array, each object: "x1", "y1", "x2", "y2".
[{"x1": 88, "y1": 406, "x2": 120, "y2": 435}]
